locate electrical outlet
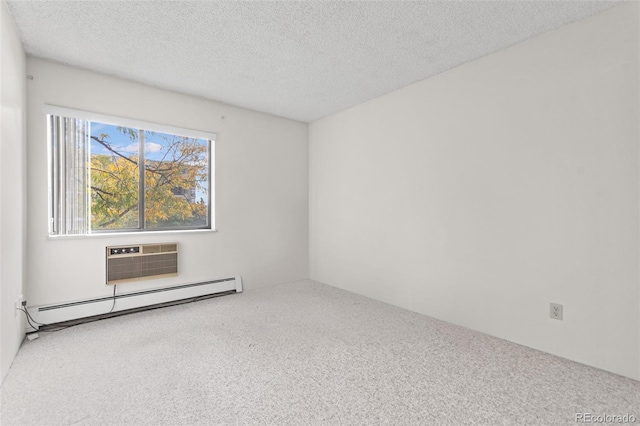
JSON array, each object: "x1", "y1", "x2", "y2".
[{"x1": 550, "y1": 303, "x2": 563, "y2": 320}]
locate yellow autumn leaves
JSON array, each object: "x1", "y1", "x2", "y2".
[{"x1": 90, "y1": 135, "x2": 208, "y2": 230}]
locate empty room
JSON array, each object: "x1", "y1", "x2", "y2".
[{"x1": 1, "y1": 0, "x2": 639, "y2": 424}]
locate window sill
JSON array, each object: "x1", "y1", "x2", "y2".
[{"x1": 47, "y1": 228, "x2": 217, "y2": 240}]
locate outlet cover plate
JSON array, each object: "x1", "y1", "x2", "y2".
[{"x1": 550, "y1": 303, "x2": 563, "y2": 320}]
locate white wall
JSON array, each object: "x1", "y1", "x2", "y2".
[
  {"x1": 26, "y1": 58, "x2": 308, "y2": 306},
  {"x1": 310, "y1": 2, "x2": 640, "y2": 380},
  {"x1": 0, "y1": 0, "x2": 27, "y2": 382}
]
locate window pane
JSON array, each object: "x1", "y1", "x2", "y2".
[
  {"x1": 50, "y1": 109, "x2": 213, "y2": 236},
  {"x1": 89, "y1": 122, "x2": 140, "y2": 230},
  {"x1": 143, "y1": 130, "x2": 209, "y2": 229}
]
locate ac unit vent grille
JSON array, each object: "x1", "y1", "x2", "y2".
[{"x1": 106, "y1": 243, "x2": 178, "y2": 285}]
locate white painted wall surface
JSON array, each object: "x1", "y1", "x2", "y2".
[
  {"x1": 26, "y1": 58, "x2": 308, "y2": 306},
  {"x1": 1, "y1": 0, "x2": 27, "y2": 382},
  {"x1": 310, "y1": 3, "x2": 640, "y2": 379}
]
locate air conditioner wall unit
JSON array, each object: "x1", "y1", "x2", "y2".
[{"x1": 106, "y1": 242, "x2": 178, "y2": 284}]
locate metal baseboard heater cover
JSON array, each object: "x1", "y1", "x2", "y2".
[
  {"x1": 26, "y1": 276, "x2": 243, "y2": 330},
  {"x1": 106, "y1": 243, "x2": 178, "y2": 285}
]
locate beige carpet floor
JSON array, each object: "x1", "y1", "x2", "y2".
[{"x1": 1, "y1": 280, "x2": 638, "y2": 425}]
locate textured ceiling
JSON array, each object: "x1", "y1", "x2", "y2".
[{"x1": 7, "y1": 1, "x2": 620, "y2": 122}]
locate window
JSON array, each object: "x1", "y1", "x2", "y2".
[{"x1": 48, "y1": 107, "x2": 214, "y2": 235}]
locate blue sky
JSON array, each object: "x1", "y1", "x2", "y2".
[
  {"x1": 90, "y1": 121, "x2": 208, "y2": 161},
  {"x1": 90, "y1": 122, "x2": 166, "y2": 161}
]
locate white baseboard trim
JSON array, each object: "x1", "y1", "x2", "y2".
[{"x1": 26, "y1": 276, "x2": 243, "y2": 330}]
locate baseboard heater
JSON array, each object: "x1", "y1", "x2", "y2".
[{"x1": 26, "y1": 276, "x2": 242, "y2": 331}]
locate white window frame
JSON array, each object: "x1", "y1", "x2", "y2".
[{"x1": 46, "y1": 105, "x2": 216, "y2": 236}]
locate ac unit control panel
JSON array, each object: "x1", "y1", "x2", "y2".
[{"x1": 109, "y1": 246, "x2": 140, "y2": 256}]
